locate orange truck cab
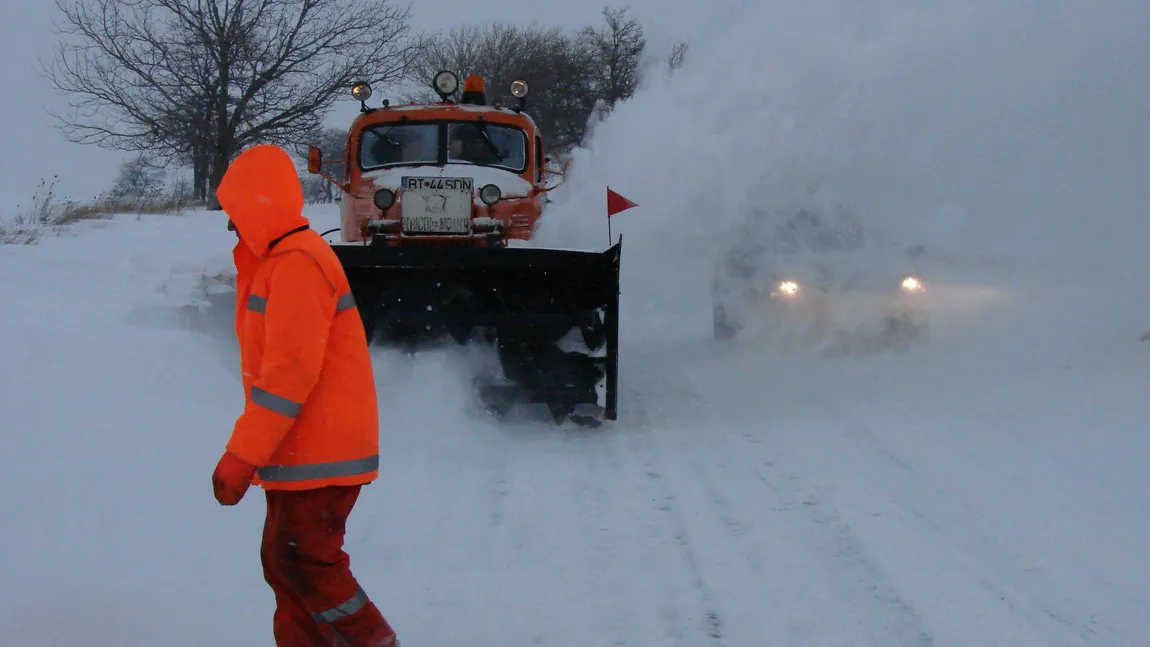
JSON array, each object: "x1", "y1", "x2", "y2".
[{"x1": 309, "y1": 72, "x2": 565, "y2": 248}]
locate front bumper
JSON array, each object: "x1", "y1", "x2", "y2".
[
  {"x1": 714, "y1": 283, "x2": 929, "y2": 345},
  {"x1": 770, "y1": 285, "x2": 926, "y2": 320}
]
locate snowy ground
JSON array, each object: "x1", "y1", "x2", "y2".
[
  {"x1": 1, "y1": 204, "x2": 1147, "y2": 647},
  {"x1": 3, "y1": 2, "x2": 1149, "y2": 645}
]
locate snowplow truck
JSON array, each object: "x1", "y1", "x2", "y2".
[{"x1": 306, "y1": 72, "x2": 621, "y2": 425}]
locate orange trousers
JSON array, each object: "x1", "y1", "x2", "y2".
[{"x1": 261, "y1": 486, "x2": 397, "y2": 647}]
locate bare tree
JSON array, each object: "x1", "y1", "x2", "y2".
[
  {"x1": 110, "y1": 154, "x2": 167, "y2": 202},
  {"x1": 412, "y1": 22, "x2": 601, "y2": 153},
  {"x1": 44, "y1": 0, "x2": 424, "y2": 209},
  {"x1": 578, "y1": 6, "x2": 646, "y2": 109}
]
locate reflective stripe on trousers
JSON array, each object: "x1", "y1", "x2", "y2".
[
  {"x1": 258, "y1": 455, "x2": 380, "y2": 483},
  {"x1": 312, "y1": 586, "x2": 370, "y2": 624}
]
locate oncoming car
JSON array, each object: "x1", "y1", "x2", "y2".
[{"x1": 711, "y1": 206, "x2": 930, "y2": 351}]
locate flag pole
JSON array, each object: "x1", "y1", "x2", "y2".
[{"x1": 607, "y1": 185, "x2": 613, "y2": 246}]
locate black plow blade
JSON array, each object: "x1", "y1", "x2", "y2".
[{"x1": 332, "y1": 239, "x2": 622, "y2": 423}]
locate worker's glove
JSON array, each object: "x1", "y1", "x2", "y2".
[{"x1": 212, "y1": 451, "x2": 257, "y2": 506}]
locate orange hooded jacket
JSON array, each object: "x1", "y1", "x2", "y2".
[{"x1": 217, "y1": 144, "x2": 379, "y2": 491}]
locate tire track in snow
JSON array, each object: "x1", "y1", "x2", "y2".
[
  {"x1": 581, "y1": 444, "x2": 633, "y2": 647},
  {"x1": 737, "y1": 440, "x2": 936, "y2": 647},
  {"x1": 824, "y1": 407, "x2": 1138, "y2": 646},
  {"x1": 616, "y1": 340, "x2": 713, "y2": 429},
  {"x1": 356, "y1": 432, "x2": 516, "y2": 637},
  {"x1": 564, "y1": 432, "x2": 661, "y2": 647},
  {"x1": 638, "y1": 452, "x2": 729, "y2": 647},
  {"x1": 668, "y1": 426, "x2": 936, "y2": 647},
  {"x1": 616, "y1": 350, "x2": 737, "y2": 647},
  {"x1": 661, "y1": 350, "x2": 936, "y2": 646},
  {"x1": 630, "y1": 347, "x2": 928, "y2": 646}
]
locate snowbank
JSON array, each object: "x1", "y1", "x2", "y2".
[{"x1": 0, "y1": 212, "x2": 264, "y2": 644}]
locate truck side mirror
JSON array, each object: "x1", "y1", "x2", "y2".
[
  {"x1": 307, "y1": 146, "x2": 322, "y2": 174},
  {"x1": 537, "y1": 158, "x2": 572, "y2": 195}
]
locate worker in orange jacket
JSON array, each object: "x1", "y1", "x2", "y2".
[{"x1": 210, "y1": 144, "x2": 398, "y2": 647}]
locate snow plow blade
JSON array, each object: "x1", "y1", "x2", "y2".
[{"x1": 332, "y1": 240, "x2": 622, "y2": 423}]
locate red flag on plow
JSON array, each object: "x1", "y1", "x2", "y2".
[{"x1": 606, "y1": 187, "x2": 638, "y2": 217}]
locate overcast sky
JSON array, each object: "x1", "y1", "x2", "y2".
[{"x1": 0, "y1": 0, "x2": 720, "y2": 211}]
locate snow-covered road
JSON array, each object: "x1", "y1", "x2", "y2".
[
  {"x1": 1, "y1": 211, "x2": 1146, "y2": 646},
  {"x1": 2, "y1": 0, "x2": 1147, "y2": 643}
]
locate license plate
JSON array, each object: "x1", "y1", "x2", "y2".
[
  {"x1": 401, "y1": 177, "x2": 474, "y2": 191},
  {"x1": 403, "y1": 216, "x2": 471, "y2": 234},
  {"x1": 400, "y1": 176, "x2": 473, "y2": 234}
]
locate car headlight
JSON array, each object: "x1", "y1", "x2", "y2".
[
  {"x1": 772, "y1": 280, "x2": 800, "y2": 298},
  {"x1": 901, "y1": 276, "x2": 924, "y2": 292}
]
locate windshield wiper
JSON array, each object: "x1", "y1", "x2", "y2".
[{"x1": 473, "y1": 121, "x2": 505, "y2": 162}]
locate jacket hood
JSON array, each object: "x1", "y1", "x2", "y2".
[{"x1": 217, "y1": 144, "x2": 308, "y2": 257}]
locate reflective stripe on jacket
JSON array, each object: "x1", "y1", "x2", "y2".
[{"x1": 219, "y1": 144, "x2": 379, "y2": 491}]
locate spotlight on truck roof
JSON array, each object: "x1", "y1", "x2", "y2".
[
  {"x1": 351, "y1": 82, "x2": 372, "y2": 102},
  {"x1": 433, "y1": 71, "x2": 459, "y2": 99}
]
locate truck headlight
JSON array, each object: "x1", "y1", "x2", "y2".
[
  {"x1": 901, "y1": 276, "x2": 924, "y2": 292},
  {"x1": 373, "y1": 189, "x2": 395, "y2": 210},
  {"x1": 351, "y1": 82, "x2": 372, "y2": 101},
  {"x1": 479, "y1": 184, "x2": 501, "y2": 206},
  {"x1": 433, "y1": 71, "x2": 459, "y2": 96}
]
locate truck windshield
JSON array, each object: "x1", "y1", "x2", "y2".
[
  {"x1": 359, "y1": 123, "x2": 439, "y2": 169},
  {"x1": 358, "y1": 120, "x2": 529, "y2": 173},
  {"x1": 447, "y1": 122, "x2": 526, "y2": 172},
  {"x1": 770, "y1": 208, "x2": 865, "y2": 253}
]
